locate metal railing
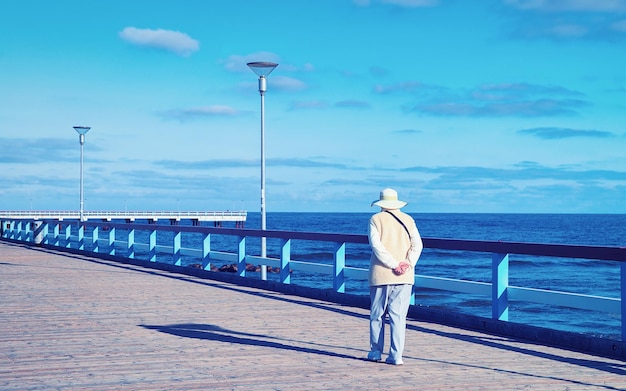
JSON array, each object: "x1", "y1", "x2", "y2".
[{"x1": 2, "y1": 218, "x2": 625, "y2": 342}]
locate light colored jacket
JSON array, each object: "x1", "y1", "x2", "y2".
[{"x1": 368, "y1": 209, "x2": 423, "y2": 286}]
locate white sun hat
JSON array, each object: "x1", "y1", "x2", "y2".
[{"x1": 371, "y1": 188, "x2": 407, "y2": 210}]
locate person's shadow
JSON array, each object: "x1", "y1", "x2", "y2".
[{"x1": 140, "y1": 323, "x2": 361, "y2": 361}]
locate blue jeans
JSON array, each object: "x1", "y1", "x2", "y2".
[{"x1": 369, "y1": 284, "x2": 412, "y2": 363}]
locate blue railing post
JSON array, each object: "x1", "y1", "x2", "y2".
[
  {"x1": 620, "y1": 262, "x2": 626, "y2": 341},
  {"x1": 52, "y1": 223, "x2": 59, "y2": 246},
  {"x1": 128, "y1": 228, "x2": 135, "y2": 259},
  {"x1": 78, "y1": 224, "x2": 84, "y2": 250},
  {"x1": 492, "y1": 252, "x2": 509, "y2": 321},
  {"x1": 64, "y1": 224, "x2": 71, "y2": 248},
  {"x1": 173, "y1": 231, "x2": 181, "y2": 266},
  {"x1": 92, "y1": 226, "x2": 99, "y2": 253},
  {"x1": 202, "y1": 233, "x2": 211, "y2": 271},
  {"x1": 43, "y1": 222, "x2": 49, "y2": 245},
  {"x1": 6, "y1": 221, "x2": 10, "y2": 239},
  {"x1": 148, "y1": 229, "x2": 156, "y2": 262},
  {"x1": 43, "y1": 222, "x2": 48, "y2": 243},
  {"x1": 25, "y1": 221, "x2": 31, "y2": 242},
  {"x1": 334, "y1": 242, "x2": 346, "y2": 293},
  {"x1": 280, "y1": 239, "x2": 291, "y2": 284},
  {"x1": 108, "y1": 227, "x2": 116, "y2": 255},
  {"x1": 237, "y1": 236, "x2": 246, "y2": 277}
]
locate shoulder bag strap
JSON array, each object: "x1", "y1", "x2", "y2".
[{"x1": 384, "y1": 210, "x2": 411, "y2": 239}]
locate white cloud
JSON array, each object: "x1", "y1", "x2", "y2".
[
  {"x1": 550, "y1": 23, "x2": 588, "y2": 37},
  {"x1": 518, "y1": 127, "x2": 616, "y2": 139},
  {"x1": 353, "y1": 0, "x2": 438, "y2": 7},
  {"x1": 382, "y1": 0, "x2": 439, "y2": 6},
  {"x1": 504, "y1": 0, "x2": 626, "y2": 12},
  {"x1": 271, "y1": 76, "x2": 307, "y2": 91},
  {"x1": 289, "y1": 100, "x2": 329, "y2": 110},
  {"x1": 373, "y1": 81, "x2": 428, "y2": 94},
  {"x1": 159, "y1": 105, "x2": 241, "y2": 121},
  {"x1": 183, "y1": 106, "x2": 239, "y2": 116},
  {"x1": 119, "y1": 27, "x2": 199, "y2": 56},
  {"x1": 612, "y1": 19, "x2": 626, "y2": 31}
]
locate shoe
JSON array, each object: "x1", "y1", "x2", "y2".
[
  {"x1": 385, "y1": 357, "x2": 404, "y2": 365},
  {"x1": 367, "y1": 352, "x2": 382, "y2": 362}
]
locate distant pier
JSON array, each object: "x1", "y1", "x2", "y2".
[{"x1": 0, "y1": 210, "x2": 247, "y2": 227}]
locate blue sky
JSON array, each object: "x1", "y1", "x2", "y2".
[{"x1": 1, "y1": 0, "x2": 625, "y2": 214}]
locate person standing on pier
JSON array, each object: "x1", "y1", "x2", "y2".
[{"x1": 367, "y1": 188, "x2": 423, "y2": 365}]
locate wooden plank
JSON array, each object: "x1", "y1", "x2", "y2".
[{"x1": 1, "y1": 241, "x2": 625, "y2": 391}]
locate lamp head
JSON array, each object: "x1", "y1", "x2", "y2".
[
  {"x1": 247, "y1": 62, "x2": 278, "y2": 77},
  {"x1": 73, "y1": 126, "x2": 91, "y2": 135}
]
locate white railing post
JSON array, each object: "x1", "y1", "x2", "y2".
[{"x1": 33, "y1": 221, "x2": 45, "y2": 245}]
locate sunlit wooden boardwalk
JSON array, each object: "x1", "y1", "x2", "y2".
[{"x1": 1, "y1": 241, "x2": 625, "y2": 391}]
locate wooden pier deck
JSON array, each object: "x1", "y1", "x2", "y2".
[{"x1": 1, "y1": 241, "x2": 625, "y2": 391}]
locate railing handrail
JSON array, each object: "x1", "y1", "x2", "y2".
[
  {"x1": 77, "y1": 221, "x2": 626, "y2": 262},
  {"x1": 423, "y1": 237, "x2": 626, "y2": 262}
]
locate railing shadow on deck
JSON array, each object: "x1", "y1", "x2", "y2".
[{"x1": 1, "y1": 218, "x2": 625, "y2": 360}]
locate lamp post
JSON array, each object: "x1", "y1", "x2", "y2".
[
  {"x1": 247, "y1": 61, "x2": 278, "y2": 281},
  {"x1": 74, "y1": 126, "x2": 91, "y2": 222}
]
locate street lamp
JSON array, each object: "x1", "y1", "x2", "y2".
[
  {"x1": 247, "y1": 61, "x2": 278, "y2": 281},
  {"x1": 74, "y1": 126, "x2": 91, "y2": 222}
]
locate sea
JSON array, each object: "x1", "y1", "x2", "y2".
[{"x1": 147, "y1": 213, "x2": 625, "y2": 339}]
